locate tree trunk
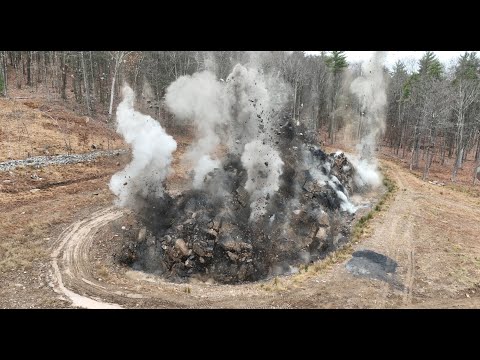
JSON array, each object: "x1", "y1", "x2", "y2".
[
  {"x1": 1, "y1": 51, "x2": 7, "y2": 96},
  {"x1": 108, "y1": 61, "x2": 119, "y2": 120},
  {"x1": 14, "y1": 52, "x2": 21, "y2": 89},
  {"x1": 441, "y1": 135, "x2": 447, "y2": 166},
  {"x1": 81, "y1": 51, "x2": 92, "y2": 116},
  {"x1": 61, "y1": 52, "x2": 67, "y2": 100},
  {"x1": 452, "y1": 112, "x2": 465, "y2": 182},
  {"x1": 422, "y1": 127, "x2": 436, "y2": 181},
  {"x1": 26, "y1": 51, "x2": 32, "y2": 86},
  {"x1": 89, "y1": 51, "x2": 96, "y2": 100}
]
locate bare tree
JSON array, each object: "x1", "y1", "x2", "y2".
[
  {"x1": 81, "y1": 51, "x2": 92, "y2": 116},
  {"x1": 108, "y1": 51, "x2": 132, "y2": 120},
  {"x1": 1, "y1": 51, "x2": 7, "y2": 96},
  {"x1": 451, "y1": 78, "x2": 479, "y2": 181}
]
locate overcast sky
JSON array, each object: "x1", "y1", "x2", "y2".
[{"x1": 304, "y1": 51, "x2": 477, "y2": 70}]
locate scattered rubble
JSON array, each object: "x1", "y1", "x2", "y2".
[
  {"x1": 119, "y1": 134, "x2": 363, "y2": 284},
  {"x1": 428, "y1": 180, "x2": 445, "y2": 186},
  {"x1": 0, "y1": 149, "x2": 128, "y2": 172}
]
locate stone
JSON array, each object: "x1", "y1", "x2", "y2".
[
  {"x1": 162, "y1": 235, "x2": 172, "y2": 244},
  {"x1": 137, "y1": 227, "x2": 147, "y2": 242},
  {"x1": 206, "y1": 229, "x2": 217, "y2": 240},
  {"x1": 308, "y1": 226, "x2": 319, "y2": 238},
  {"x1": 227, "y1": 251, "x2": 238, "y2": 261},
  {"x1": 199, "y1": 257, "x2": 205, "y2": 264},
  {"x1": 175, "y1": 239, "x2": 189, "y2": 257},
  {"x1": 315, "y1": 227, "x2": 327, "y2": 240},
  {"x1": 184, "y1": 218, "x2": 195, "y2": 226},
  {"x1": 193, "y1": 243, "x2": 206, "y2": 257},
  {"x1": 146, "y1": 235, "x2": 156, "y2": 247},
  {"x1": 29, "y1": 188, "x2": 41, "y2": 193},
  {"x1": 221, "y1": 239, "x2": 252, "y2": 253},
  {"x1": 303, "y1": 180, "x2": 317, "y2": 193},
  {"x1": 238, "y1": 264, "x2": 248, "y2": 281},
  {"x1": 317, "y1": 210, "x2": 330, "y2": 227},
  {"x1": 236, "y1": 186, "x2": 249, "y2": 207},
  {"x1": 210, "y1": 218, "x2": 222, "y2": 232}
]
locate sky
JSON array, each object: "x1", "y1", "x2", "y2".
[{"x1": 305, "y1": 51, "x2": 476, "y2": 70}]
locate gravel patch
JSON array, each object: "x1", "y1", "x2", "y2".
[{"x1": 0, "y1": 149, "x2": 128, "y2": 172}]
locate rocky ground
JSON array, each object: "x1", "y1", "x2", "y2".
[{"x1": 0, "y1": 149, "x2": 127, "y2": 172}]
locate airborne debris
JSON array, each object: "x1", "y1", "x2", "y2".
[{"x1": 113, "y1": 65, "x2": 377, "y2": 284}]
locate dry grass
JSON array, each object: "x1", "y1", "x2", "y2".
[
  {"x1": 0, "y1": 98, "x2": 126, "y2": 161},
  {"x1": 0, "y1": 154, "x2": 128, "y2": 273}
]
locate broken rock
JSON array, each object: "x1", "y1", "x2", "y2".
[
  {"x1": 193, "y1": 243, "x2": 206, "y2": 257},
  {"x1": 175, "y1": 239, "x2": 190, "y2": 257},
  {"x1": 226, "y1": 251, "x2": 238, "y2": 261}
]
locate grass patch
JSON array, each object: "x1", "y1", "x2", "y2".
[
  {"x1": 351, "y1": 175, "x2": 397, "y2": 242},
  {"x1": 446, "y1": 183, "x2": 480, "y2": 197},
  {"x1": 261, "y1": 276, "x2": 288, "y2": 292}
]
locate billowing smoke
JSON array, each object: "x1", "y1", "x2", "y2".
[
  {"x1": 349, "y1": 155, "x2": 383, "y2": 188},
  {"x1": 241, "y1": 140, "x2": 284, "y2": 220},
  {"x1": 112, "y1": 55, "x2": 372, "y2": 284},
  {"x1": 350, "y1": 51, "x2": 388, "y2": 187},
  {"x1": 165, "y1": 71, "x2": 227, "y2": 189},
  {"x1": 109, "y1": 85, "x2": 177, "y2": 207},
  {"x1": 165, "y1": 63, "x2": 288, "y2": 198},
  {"x1": 192, "y1": 155, "x2": 221, "y2": 189},
  {"x1": 225, "y1": 64, "x2": 289, "y2": 155}
]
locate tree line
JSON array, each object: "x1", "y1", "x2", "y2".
[{"x1": 1, "y1": 50, "x2": 479, "y2": 183}]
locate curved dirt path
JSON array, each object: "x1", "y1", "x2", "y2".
[
  {"x1": 48, "y1": 159, "x2": 480, "y2": 308},
  {"x1": 50, "y1": 207, "x2": 124, "y2": 309}
]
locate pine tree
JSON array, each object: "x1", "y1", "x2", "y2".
[
  {"x1": 325, "y1": 51, "x2": 348, "y2": 74},
  {"x1": 418, "y1": 51, "x2": 443, "y2": 79}
]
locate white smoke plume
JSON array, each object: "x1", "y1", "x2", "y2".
[
  {"x1": 110, "y1": 85, "x2": 177, "y2": 207},
  {"x1": 192, "y1": 155, "x2": 221, "y2": 189},
  {"x1": 225, "y1": 64, "x2": 289, "y2": 154},
  {"x1": 350, "y1": 51, "x2": 388, "y2": 187},
  {"x1": 241, "y1": 140, "x2": 284, "y2": 220},
  {"x1": 349, "y1": 155, "x2": 382, "y2": 188},
  {"x1": 165, "y1": 71, "x2": 228, "y2": 189}
]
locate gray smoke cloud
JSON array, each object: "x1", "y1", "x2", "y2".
[
  {"x1": 225, "y1": 63, "x2": 289, "y2": 154},
  {"x1": 349, "y1": 51, "x2": 388, "y2": 188},
  {"x1": 226, "y1": 63, "x2": 289, "y2": 221},
  {"x1": 110, "y1": 85, "x2": 177, "y2": 207},
  {"x1": 241, "y1": 140, "x2": 284, "y2": 220},
  {"x1": 164, "y1": 62, "x2": 289, "y2": 217},
  {"x1": 165, "y1": 70, "x2": 227, "y2": 189}
]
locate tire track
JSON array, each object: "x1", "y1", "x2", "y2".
[{"x1": 50, "y1": 207, "x2": 124, "y2": 309}]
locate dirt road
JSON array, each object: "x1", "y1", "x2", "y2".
[{"x1": 47, "y1": 159, "x2": 480, "y2": 308}]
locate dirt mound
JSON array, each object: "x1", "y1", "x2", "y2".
[{"x1": 119, "y1": 142, "x2": 361, "y2": 284}]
